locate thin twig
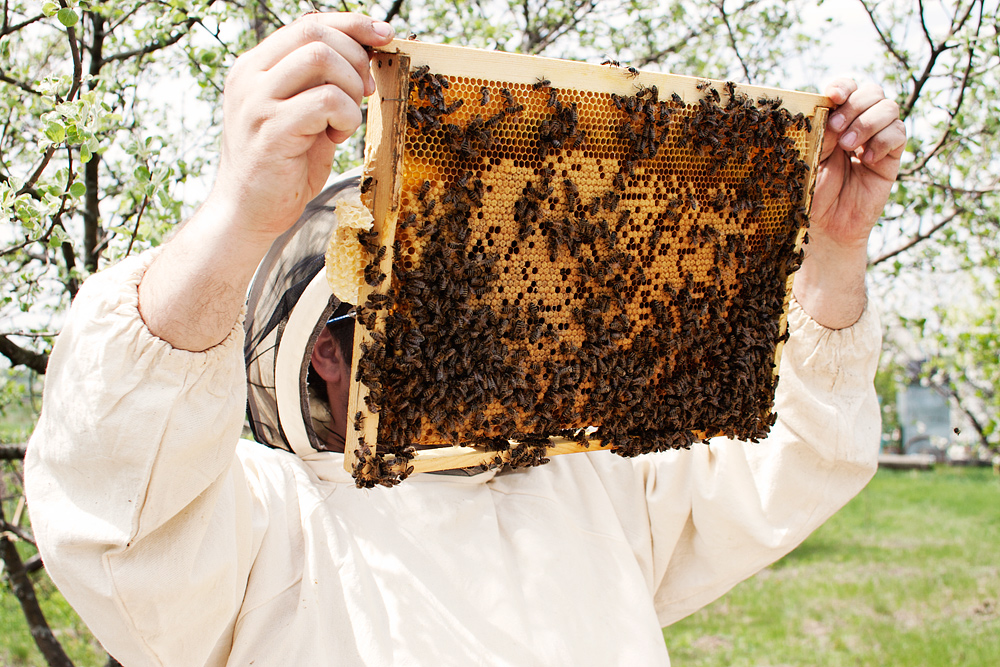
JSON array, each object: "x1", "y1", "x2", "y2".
[
  {"x1": 124, "y1": 194, "x2": 149, "y2": 258},
  {"x1": 716, "y1": 0, "x2": 751, "y2": 82},
  {"x1": 868, "y1": 209, "x2": 965, "y2": 266}
]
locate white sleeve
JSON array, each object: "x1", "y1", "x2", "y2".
[
  {"x1": 25, "y1": 251, "x2": 263, "y2": 666},
  {"x1": 638, "y1": 296, "x2": 882, "y2": 626}
]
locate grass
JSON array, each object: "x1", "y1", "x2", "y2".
[
  {"x1": 2, "y1": 465, "x2": 997, "y2": 665},
  {"x1": 663, "y1": 465, "x2": 1000, "y2": 666}
]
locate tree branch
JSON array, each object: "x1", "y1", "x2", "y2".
[
  {"x1": 715, "y1": 0, "x2": 752, "y2": 82},
  {"x1": 868, "y1": 208, "x2": 966, "y2": 266},
  {"x1": 901, "y1": 34, "x2": 977, "y2": 176},
  {"x1": 1, "y1": 502, "x2": 74, "y2": 667},
  {"x1": 858, "y1": 0, "x2": 912, "y2": 74},
  {"x1": 933, "y1": 375, "x2": 996, "y2": 453},
  {"x1": 61, "y1": 1, "x2": 83, "y2": 103},
  {"x1": 0, "y1": 443, "x2": 28, "y2": 460},
  {"x1": 527, "y1": 0, "x2": 599, "y2": 55},
  {"x1": 898, "y1": 0, "x2": 978, "y2": 119},
  {"x1": 0, "y1": 73, "x2": 43, "y2": 97},
  {"x1": 0, "y1": 335, "x2": 49, "y2": 374},
  {"x1": 384, "y1": 0, "x2": 404, "y2": 22},
  {"x1": 104, "y1": 17, "x2": 198, "y2": 63},
  {"x1": 0, "y1": 11, "x2": 44, "y2": 37}
]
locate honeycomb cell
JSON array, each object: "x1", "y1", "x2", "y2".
[{"x1": 354, "y1": 64, "x2": 819, "y2": 463}]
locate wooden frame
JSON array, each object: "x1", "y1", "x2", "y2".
[{"x1": 344, "y1": 40, "x2": 831, "y2": 482}]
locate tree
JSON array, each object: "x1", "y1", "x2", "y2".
[
  {"x1": 859, "y1": 0, "x2": 1000, "y2": 455},
  {"x1": 2, "y1": 0, "x2": 997, "y2": 664}
]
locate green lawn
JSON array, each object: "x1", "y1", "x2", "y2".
[
  {"x1": 664, "y1": 465, "x2": 1000, "y2": 666},
  {"x1": 3, "y1": 466, "x2": 998, "y2": 666}
]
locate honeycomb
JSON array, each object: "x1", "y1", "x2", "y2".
[
  {"x1": 344, "y1": 43, "x2": 828, "y2": 487},
  {"x1": 325, "y1": 190, "x2": 375, "y2": 304}
]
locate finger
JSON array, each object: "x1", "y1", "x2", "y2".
[
  {"x1": 241, "y1": 14, "x2": 393, "y2": 94},
  {"x1": 819, "y1": 78, "x2": 858, "y2": 160},
  {"x1": 827, "y1": 81, "x2": 887, "y2": 144},
  {"x1": 839, "y1": 97, "x2": 902, "y2": 155},
  {"x1": 823, "y1": 77, "x2": 858, "y2": 107},
  {"x1": 860, "y1": 117, "x2": 907, "y2": 165},
  {"x1": 262, "y1": 39, "x2": 367, "y2": 104},
  {"x1": 273, "y1": 84, "x2": 365, "y2": 143}
]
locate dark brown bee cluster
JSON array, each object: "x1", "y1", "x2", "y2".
[{"x1": 350, "y1": 67, "x2": 815, "y2": 486}]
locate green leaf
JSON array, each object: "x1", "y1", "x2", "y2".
[
  {"x1": 69, "y1": 182, "x2": 86, "y2": 198},
  {"x1": 57, "y1": 8, "x2": 79, "y2": 28},
  {"x1": 42, "y1": 2, "x2": 59, "y2": 17},
  {"x1": 45, "y1": 122, "x2": 66, "y2": 143}
]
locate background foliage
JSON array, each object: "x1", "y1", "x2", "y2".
[{"x1": 1, "y1": 0, "x2": 997, "y2": 664}]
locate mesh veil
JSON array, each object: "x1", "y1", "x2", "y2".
[{"x1": 244, "y1": 168, "x2": 361, "y2": 454}]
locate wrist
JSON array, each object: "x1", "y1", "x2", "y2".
[
  {"x1": 792, "y1": 231, "x2": 869, "y2": 330},
  {"x1": 138, "y1": 198, "x2": 278, "y2": 351}
]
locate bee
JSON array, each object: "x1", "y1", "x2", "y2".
[
  {"x1": 626, "y1": 66, "x2": 639, "y2": 78},
  {"x1": 601, "y1": 59, "x2": 622, "y2": 67},
  {"x1": 532, "y1": 77, "x2": 551, "y2": 90},
  {"x1": 417, "y1": 180, "x2": 431, "y2": 201},
  {"x1": 353, "y1": 411, "x2": 366, "y2": 432},
  {"x1": 563, "y1": 179, "x2": 578, "y2": 210},
  {"x1": 364, "y1": 266, "x2": 386, "y2": 287},
  {"x1": 361, "y1": 176, "x2": 374, "y2": 194},
  {"x1": 602, "y1": 191, "x2": 620, "y2": 212},
  {"x1": 480, "y1": 85, "x2": 490, "y2": 106},
  {"x1": 650, "y1": 227, "x2": 664, "y2": 246},
  {"x1": 546, "y1": 87, "x2": 560, "y2": 110}
]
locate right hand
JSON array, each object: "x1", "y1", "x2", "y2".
[{"x1": 209, "y1": 13, "x2": 394, "y2": 242}]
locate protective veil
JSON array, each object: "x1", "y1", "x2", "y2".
[{"x1": 244, "y1": 168, "x2": 360, "y2": 457}]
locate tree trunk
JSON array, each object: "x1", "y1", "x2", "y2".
[
  {"x1": 0, "y1": 503, "x2": 75, "y2": 667},
  {"x1": 82, "y1": 12, "x2": 105, "y2": 273}
]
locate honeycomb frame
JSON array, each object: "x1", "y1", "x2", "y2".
[{"x1": 343, "y1": 39, "x2": 830, "y2": 486}]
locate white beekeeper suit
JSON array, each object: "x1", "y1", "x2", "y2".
[{"x1": 25, "y1": 172, "x2": 882, "y2": 666}]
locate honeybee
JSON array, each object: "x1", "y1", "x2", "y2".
[{"x1": 417, "y1": 180, "x2": 431, "y2": 201}]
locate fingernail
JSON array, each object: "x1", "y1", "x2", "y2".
[
  {"x1": 862, "y1": 149, "x2": 874, "y2": 163},
  {"x1": 373, "y1": 21, "x2": 393, "y2": 37},
  {"x1": 829, "y1": 114, "x2": 846, "y2": 132},
  {"x1": 841, "y1": 131, "x2": 857, "y2": 149}
]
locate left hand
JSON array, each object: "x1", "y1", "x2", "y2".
[
  {"x1": 794, "y1": 79, "x2": 906, "y2": 329},
  {"x1": 810, "y1": 78, "x2": 907, "y2": 251}
]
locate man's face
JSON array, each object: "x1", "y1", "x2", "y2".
[{"x1": 309, "y1": 311, "x2": 355, "y2": 451}]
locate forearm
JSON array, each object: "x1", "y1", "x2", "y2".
[
  {"x1": 792, "y1": 228, "x2": 869, "y2": 330},
  {"x1": 139, "y1": 196, "x2": 276, "y2": 352}
]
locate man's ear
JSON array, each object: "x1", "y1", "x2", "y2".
[{"x1": 311, "y1": 328, "x2": 347, "y2": 385}]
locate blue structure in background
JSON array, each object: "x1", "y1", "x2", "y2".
[{"x1": 898, "y1": 382, "x2": 952, "y2": 456}]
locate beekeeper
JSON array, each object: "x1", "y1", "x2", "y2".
[{"x1": 25, "y1": 12, "x2": 906, "y2": 666}]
